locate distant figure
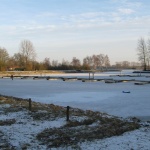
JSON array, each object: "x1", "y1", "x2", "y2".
[{"x1": 11, "y1": 75, "x2": 14, "y2": 80}]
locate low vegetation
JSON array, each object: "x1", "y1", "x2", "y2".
[
  {"x1": 37, "y1": 113, "x2": 140, "y2": 148},
  {"x1": 0, "y1": 95, "x2": 141, "y2": 149},
  {"x1": 0, "y1": 70, "x2": 63, "y2": 77}
]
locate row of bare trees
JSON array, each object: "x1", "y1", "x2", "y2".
[
  {"x1": 1, "y1": 38, "x2": 144, "y2": 71},
  {"x1": 0, "y1": 40, "x2": 36, "y2": 71},
  {"x1": 0, "y1": 39, "x2": 111, "y2": 71},
  {"x1": 114, "y1": 61, "x2": 141, "y2": 69},
  {"x1": 83, "y1": 55, "x2": 110, "y2": 70},
  {"x1": 40, "y1": 54, "x2": 110, "y2": 70}
]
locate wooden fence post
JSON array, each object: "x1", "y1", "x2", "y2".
[
  {"x1": 29, "y1": 98, "x2": 32, "y2": 111},
  {"x1": 66, "y1": 106, "x2": 70, "y2": 121}
]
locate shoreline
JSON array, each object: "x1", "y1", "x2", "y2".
[
  {"x1": 0, "y1": 94, "x2": 143, "y2": 149},
  {"x1": 0, "y1": 70, "x2": 64, "y2": 77}
]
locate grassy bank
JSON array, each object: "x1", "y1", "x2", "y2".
[
  {"x1": 0, "y1": 70, "x2": 64, "y2": 77},
  {"x1": 0, "y1": 95, "x2": 141, "y2": 149}
]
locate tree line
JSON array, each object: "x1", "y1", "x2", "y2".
[{"x1": 0, "y1": 39, "x2": 141, "y2": 71}]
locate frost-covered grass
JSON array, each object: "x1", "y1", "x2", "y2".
[{"x1": 0, "y1": 96, "x2": 146, "y2": 149}]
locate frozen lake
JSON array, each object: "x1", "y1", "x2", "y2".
[{"x1": 0, "y1": 70, "x2": 150, "y2": 119}]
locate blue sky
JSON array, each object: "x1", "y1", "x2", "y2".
[{"x1": 0, "y1": 0, "x2": 150, "y2": 64}]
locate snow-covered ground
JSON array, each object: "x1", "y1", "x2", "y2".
[
  {"x1": 0, "y1": 70, "x2": 150, "y2": 149},
  {"x1": 0, "y1": 102, "x2": 149, "y2": 150}
]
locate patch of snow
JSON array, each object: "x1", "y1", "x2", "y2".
[
  {"x1": 0, "y1": 110, "x2": 66, "y2": 149},
  {"x1": 80, "y1": 127, "x2": 150, "y2": 150},
  {"x1": 0, "y1": 104, "x2": 11, "y2": 108}
]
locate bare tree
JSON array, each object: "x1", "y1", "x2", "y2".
[
  {"x1": 137, "y1": 38, "x2": 148, "y2": 71},
  {"x1": 92, "y1": 55, "x2": 98, "y2": 69},
  {"x1": 97, "y1": 54, "x2": 105, "y2": 68},
  {"x1": 62, "y1": 59, "x2": 70, "y2": 66},
  {"x1": 147, "y1": 39, "x2": 150, "y2": 69},
  {"x1": 115, "y1": 62, "x2": 122, "y2": 69},
  {"x1": 83, "y1": 56, "x2": 92, "y2": 67},
  {"x1": 91, "y1": 54, "x2": 105, "y2": 70},
  {"x1": 19, "y1": 40, "x2": 36, "y2": 70},
  {"x1": 71, "y1": 57, "x2": 81, "y2": 68},
  {"x1": 83, "y1": 56, "x2": 91, "y2": 70},
  {"x1": 51, "y1": 60, "x2": 58, "y2": 67},
  {"x1": 122, "y1": 61, "x2": 130, "y2": 68},
  {"x1": 104, "y1": 55, "x2": 110, "y2": 68},
  {"x1": 13, "y1": 53, "x2": 24, "y2": 68},
  {"x1": 0, "y1": 47, "x2": 9, "y2": 71},
  {"x1": 43, "y1": 57, "x2": 51, "y2": 70},
  {"x1": 130, "y1": 62, "x2": 141, "y2": 69}
]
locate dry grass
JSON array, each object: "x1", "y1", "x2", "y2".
[
  {"x1": 37, "y1": 115, "x2": 140, "y2": 148},
  {"x1": 0, "y1": 95, "x2": 141, "y2": 149},
  {"x1": 0, "y1": 119, "x2": 16, "y2": 126},
  {"x1": 0, "y1": 70, "x2": 64, "y2": 77}
]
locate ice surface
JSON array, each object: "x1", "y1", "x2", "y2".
[{"x1": 0, "y1": 70, "x2": 150, "y2": 118}]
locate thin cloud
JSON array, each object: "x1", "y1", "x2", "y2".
[
  {"x1": 37, "y1": 12, "x2": 57, "y2": 17},
  {"x1": 79, "y1": 12, "x2": 105, "y2": 18},
  {"x1": 118, "y1": 8, "x2": 135, "y2": 14},
  {"x1": 0, "y1": 0, "x2": 149, "y2": 61}
]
